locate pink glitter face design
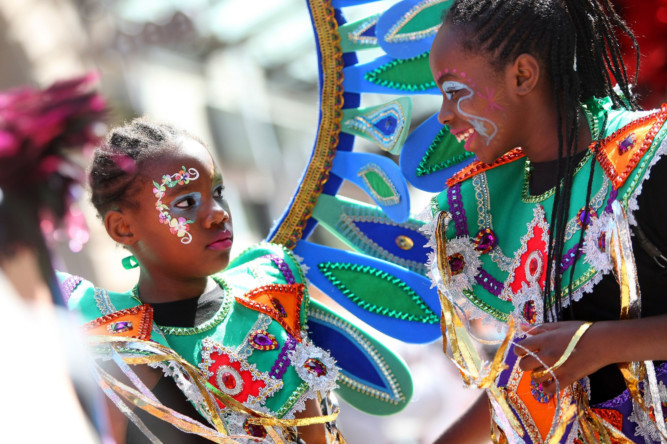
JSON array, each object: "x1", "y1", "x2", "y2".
[{"x1": 152, "y1": 166, "x2": 200, "y2": 244}]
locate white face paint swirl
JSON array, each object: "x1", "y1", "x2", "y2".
[{"x1": 442, "y1": 80, "x2": 498, "y2": 146}]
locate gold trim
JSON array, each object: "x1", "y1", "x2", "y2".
[{"x1": 268, "y1": 0, "x2": 344, "y2": 248}]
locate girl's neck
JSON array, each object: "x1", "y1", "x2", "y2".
[
  {"x1": 135, "y1": 274, "x2": 212, "y2": 304},
  {"x1": 522, "y1": 107, "x2": 592, "y2": 163}
]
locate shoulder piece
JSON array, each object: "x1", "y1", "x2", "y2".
[
  {"x1": 593, "y1": 104, "x2": 667, "y2": 190},
  {"x1": 235, "y1": 283, "x2": 305, "y2": 342},
  {"x1": 446, "y1": 148, "x2": 525, "y2": 187},
  {"x1": 221, "y1": 242, "x2": 310, "y2": 331},
  {"x1": 83, "y1": 304, "x2": 154, "y2": 340}
]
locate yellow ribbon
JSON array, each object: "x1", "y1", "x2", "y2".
[
  {"x1": 89, "y1": 335, "x2": 338, "y2": 442},
  {"x1": 435, "y1": 212, "x2": 524, "y2": 437},
  {"x1": 607, "y1": 200, "x2": 667, "y2": 442},
  {"x1": 532, "y1": 321, "x2": 593, "y2": 379}
]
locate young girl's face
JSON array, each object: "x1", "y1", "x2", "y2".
[
  {"x1": 127, "y1": 138, "x2": 233, "y2": 279},
  {"x1": 429, "y1": 24, "x2": 521, "y2": 164}
]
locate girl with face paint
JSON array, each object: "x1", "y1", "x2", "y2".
[
  {"x1": 68, "y1": 118, "x2": 344, "y2": 444},
  {"x1": 426, "y1": 0, "x2": 667, "y2": 442}
]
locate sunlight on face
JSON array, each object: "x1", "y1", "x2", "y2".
[{"x1": 441, "y1": 80, "x2": 498, "y2": 145}]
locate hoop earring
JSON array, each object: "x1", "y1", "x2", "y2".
[{"x1": 121, "y1": 255, "x2": 139, "y2": 270}]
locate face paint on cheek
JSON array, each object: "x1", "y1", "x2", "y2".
[
  {"x1": 152, "y1": 166, "x2": 200, "y2": 244},
  {"x1": 442, "y1": 80, "x2": 499, "y2": 146}
]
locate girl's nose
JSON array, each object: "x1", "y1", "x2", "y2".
[
  {"x1": 438, "y1": 101, "x2": 455, "y2": 125},
  {"x1": 204, "y1": 201, "x2": 230, "y2": 228}
]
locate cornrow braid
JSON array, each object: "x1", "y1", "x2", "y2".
[
  {"x1": 443, "y1": 0, "x2": 640, "y2": 321},
  {"x1": 89, "y1": 118, "x2": 202, "y2": 217}
]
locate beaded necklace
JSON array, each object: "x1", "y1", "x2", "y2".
[{"x1": 130, "y1": 275, "x2": 234, "y2": 336}]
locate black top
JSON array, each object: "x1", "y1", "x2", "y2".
[
  {"x1": 125, "y1": 285, "x2": 224, "y2": 443},
  {"x1": 529, "y1": 153, "x2": 667, "y2": 404}
]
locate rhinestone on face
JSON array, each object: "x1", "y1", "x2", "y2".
[
  {"x1": 248, "y1": 330, "x2": 279, "y2": 351},
  {"x1": 395, "y1": 235, "x2": 414, "y2": 250},
  {"x1": 448, "y1": 253, "x2": 466, "y2": 275},
  {"x1": 303, "y1": 358, "x2": 327, "y2": 377},
  {"x1": 474, "y1": 228, "x2": 497, "y2": 254},
  {"x1": 107, "y1": 321, "x2": 133, "y2": 334}
]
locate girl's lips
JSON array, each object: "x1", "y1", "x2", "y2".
[
  {"x1": 464, "y1": 131, "x2": 475, "y2": 151},
  {"x1": 453, "y1": 127, "x2": 475, "y2": 143},
  {"x1": 207, "y1": 237, "x2": 233, "y2": 251}
]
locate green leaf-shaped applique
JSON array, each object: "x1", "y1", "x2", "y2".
[
  {"x1": 416, "y1": 125, "x2": 475, "y2": 176},
  {"x1": 385, "y1": 0, "x2": 453, "y2": 43},
  {"x1": 341, "y1": 97, "x2": 412, "y2": 154},
  {"x1": 357, "y1": 164, "x2": 400, "y2": 205},
  {"x1": 364, "y1": 52, "x2": 436, "y2": 92},
  {"x1": 317, "y1": 262, "x2": 439, "y2": 324}
]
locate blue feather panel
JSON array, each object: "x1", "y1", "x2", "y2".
[{"x1": 294, "y1": 240, "x2": 440, "y2": 343}]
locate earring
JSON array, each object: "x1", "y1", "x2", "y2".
[{"x1": 121, "y1": 255, "x2": 139, "y2": 270}]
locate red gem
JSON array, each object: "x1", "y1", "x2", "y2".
[
  {"x1": 448, "y1": 253, "x2": 466, "y2": 275},
  {"x1": 221, "y1": 372, "x2": 236, "y2": 390},
  {"x1": 244, "y1": 420, "x2": 267, "y2": 438},
  {"x1": 528, "y1": 258, "x2": 539, "y2": 275}
]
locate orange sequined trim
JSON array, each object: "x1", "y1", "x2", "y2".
[
  {"x1": 84, "y1": 304, "x2": 154, "y2": 340},
  {"x1": 236, "y1": 283, "x2": 305, "y2": 341},
  {"x1": 446, "y1": 148, "x2": 525, "y2": 187},
  {"x1": 593, "y1": 104, "x2": 667, "y2": 190}
]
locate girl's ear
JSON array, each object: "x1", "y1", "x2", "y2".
[
  {"x1": 104, "y1": 209, "x2": 137, "y2": 246},
  {"x1": 511, "y1": 53, "x2": 541, "y2": 95}
]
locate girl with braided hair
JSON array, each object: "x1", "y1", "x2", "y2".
[
  {"x1": 424, "y1": 0, "x2": 667, "y2": 442},
  {"x1": 69, "y1": 118, "x2": 343, "y2": 443},
  {"x1": 67, "y1": 117, "x2": 413, "y2": 443}
]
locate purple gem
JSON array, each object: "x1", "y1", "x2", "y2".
[
  {"x1": 254, "y1": 334, "x2": 273, "y2": 347},
  {"x1": 448, "y1": 253, "x2": 466, "y2": 275},
  {"x1": 249, "y1": 330, "x2": 277, "y2": 350},
  {"x1": 522, "y1": 301, "x2": 537, "y2": 324},
  {"x1": 244, "y1": 420, "x2": 267, "y2": 438},
  {"x1": 530, "y1": 380, "x2": 553, "y2": 403},
  {"x1": 109, "y1": 321, "x2": 132, "y2": 333},
  {"x1": 304, "y1": 358, "x2": 327, "y2": 377},
  {"x1": 271, "y1": 298, "x2": 287, "y2": 318},
  {"x1": 598, "y1": 233, "x2": 607, "y2": 252},
  {"x1": 475, "y1": 229, "x2": 497, "y2": 253},
  {"x1": 577, "y1": 208, "x2": 595, "y2": 228},
  {"x1": 618, "y1": 133, "x2": 636, "y2": 154}
]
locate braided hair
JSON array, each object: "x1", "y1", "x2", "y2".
[
  {"x1": 443, "y1": 0, "x2": 640, "y2": 320},
  {"x1": 89, "y1": 118, "x2": 203, "y2": 217}
]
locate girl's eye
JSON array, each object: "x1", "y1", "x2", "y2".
[
  {"x1": 213, "y1": 185, "x2": 225, "y2": 199},
  {"x1": 174, "y1": 196, "x2": 197, "y2": 209},
  {"x1": 444, "y1": 89, "x2": 460, "y2": 100}
]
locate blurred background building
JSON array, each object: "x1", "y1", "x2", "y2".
[{"x1": 0, "y1": 0, "x2": 664, "y2": 442}]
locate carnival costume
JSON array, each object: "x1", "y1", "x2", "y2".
[
  {"x1": 423, "y1": 96, "x2": 667, "y2": 443},
  {"x1": 61, "y1": 3, "x2": 472, "y2": 441},
  {"x1": 60, "y1": 1, "x2": 667, "y2": 442},
  {"x1": 62, "y1": 242, "x2": 415, "y2": 443}
]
